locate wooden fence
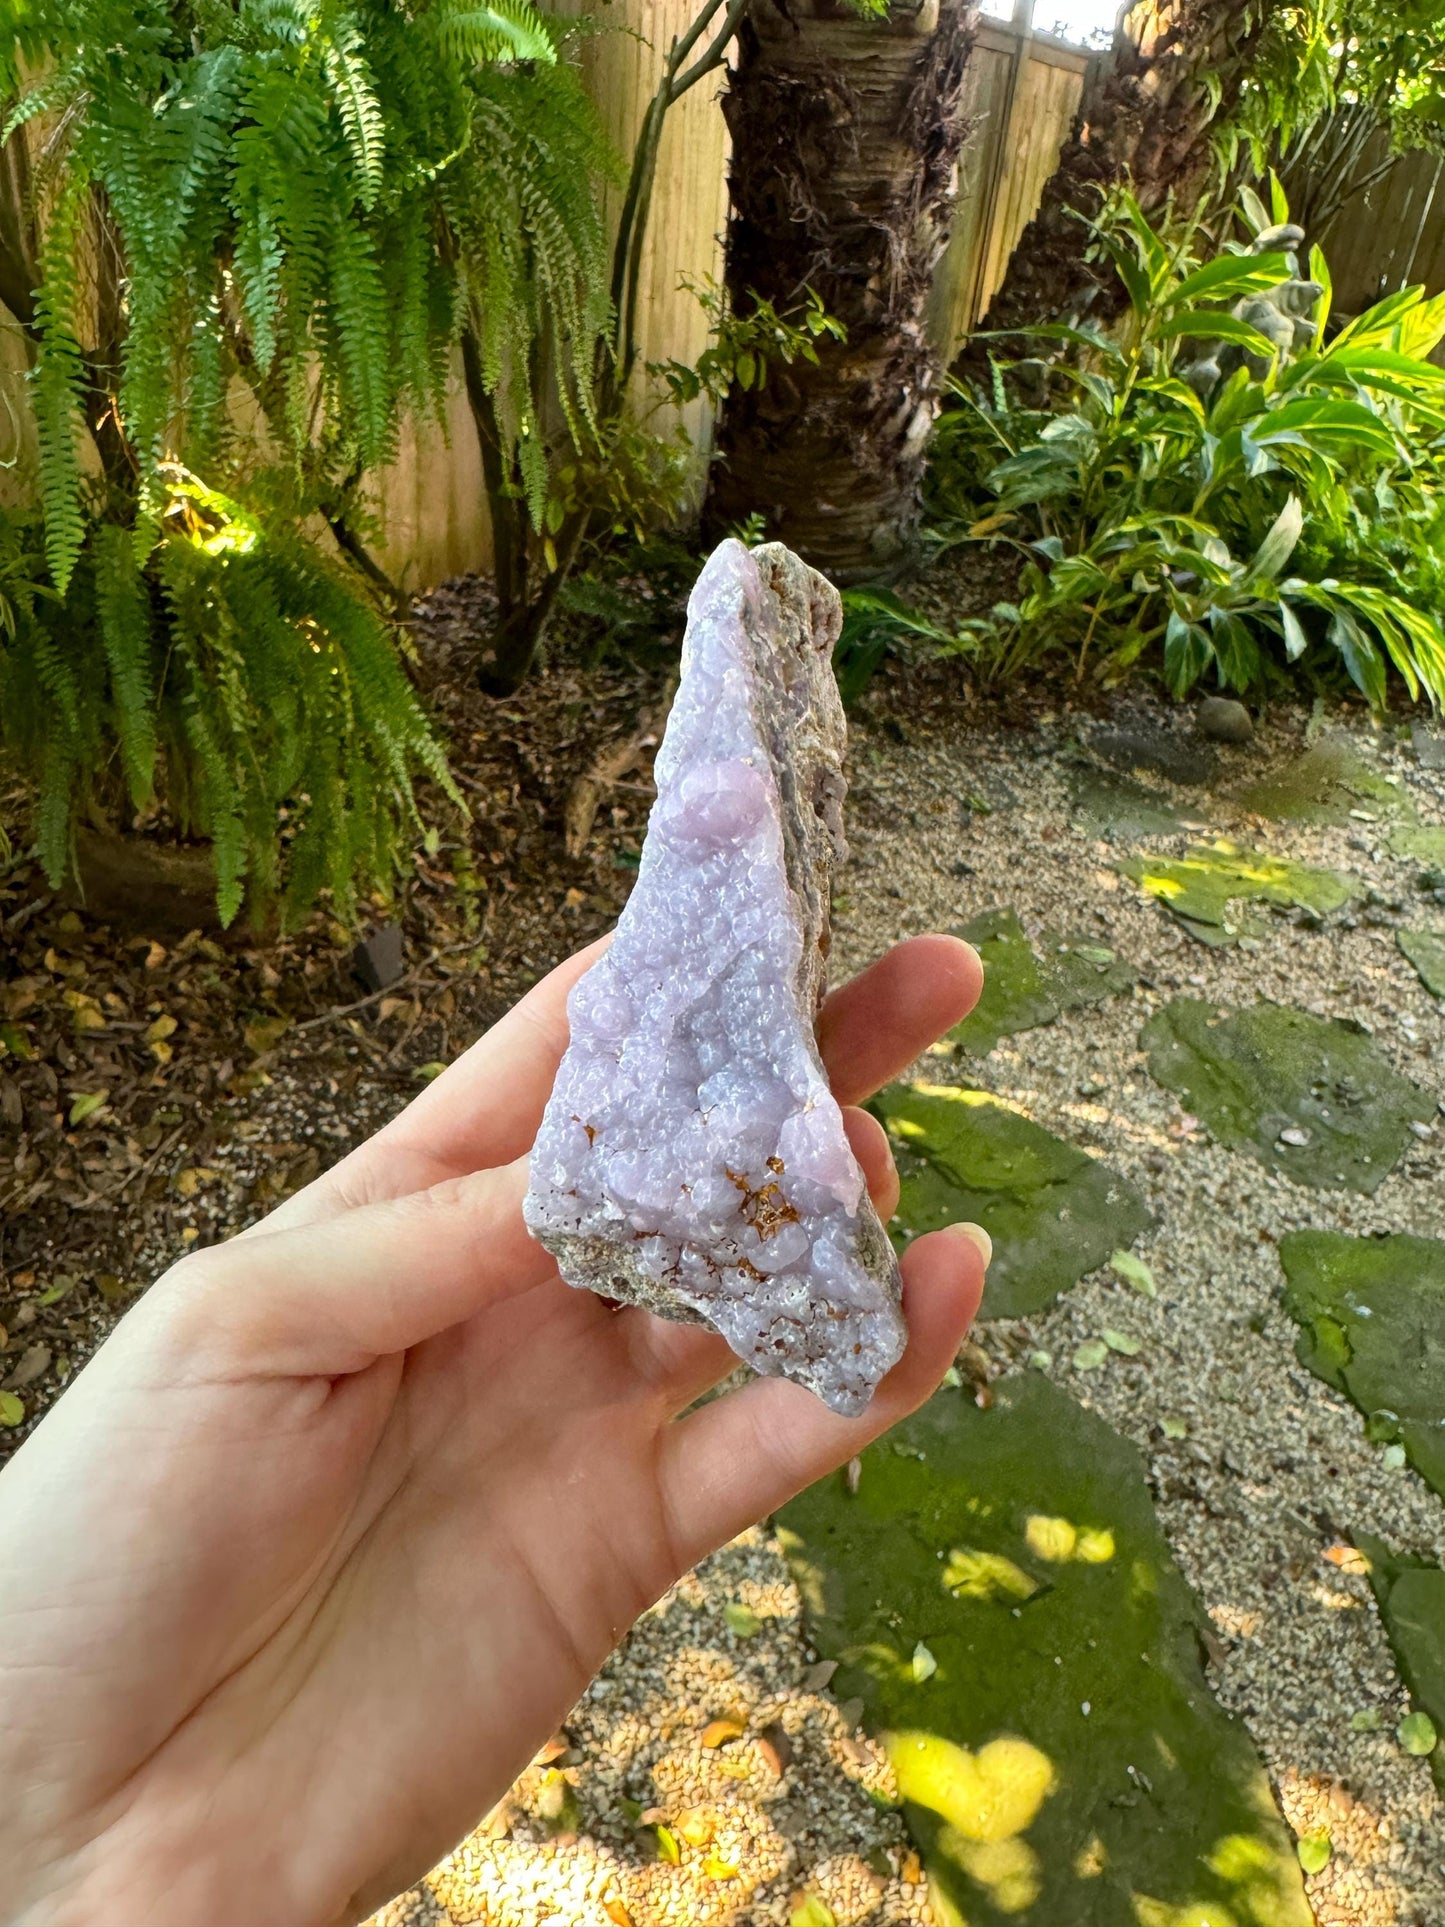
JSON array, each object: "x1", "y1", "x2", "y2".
[
  {"x1": 0, "y1": 3, "x2": 1090, "y2": 588},
  {"x1": 356, "y1": 0, "x2": 1092, "y2": 584},
  {"x1": 930, "y1": 10, "x2": 1093, "y2": 354},
  {"x1": 374, "y1": 0, "x2": 734, "y2": 588},
  {"x1": 1323, "y1": 145, "x2": 1445, "y2": 318}
]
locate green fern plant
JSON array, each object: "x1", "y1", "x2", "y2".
[{"x1": 0, "y1": 0, "x2": 616, "y2": 924}]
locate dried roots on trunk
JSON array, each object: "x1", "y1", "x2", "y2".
[
  {"x1": 963, "y1": 0, "x2": 1270, "y2": 357},
  {"x1": 704, "y1": 0, "x2": 975, "y2": 584}
]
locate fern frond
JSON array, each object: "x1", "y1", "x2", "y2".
[
  {"x1": 94, "y1": 522, "x2": 157, "y2": 808},
  {"x1": 437, "y1": 0, "x2": 557, "y2": 66},
  {"x1": 30, "y1": 164, "x2": 91, "y2": 594},
  {"x1": 325, "y1": 40, "x2": 386, "y2": 210}
]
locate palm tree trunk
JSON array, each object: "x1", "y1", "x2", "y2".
[
  {"x1": 972, "y1": 0, "x2": 1269, "y2": 344},
  {"x1": 704, "y1": 0, "x2": 976, "y2": 583}
]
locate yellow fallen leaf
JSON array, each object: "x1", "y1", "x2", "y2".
[
  {"x1": 701, "y1": 1719, "x2": 745, "y2": 1749},
  {"x1": 146, "y1": 1014, "x2": 179, "y2": 1043},
  {"x1": 702, "y1": 1855, "x2": 739, "y2": 1881}
]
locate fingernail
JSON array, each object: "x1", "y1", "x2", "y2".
[{"x1": 952, "y1": 1221, "x2": 993, "y2": 1270}]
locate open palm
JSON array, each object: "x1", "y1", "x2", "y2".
[{"x1": 0, "y1": 934, "x2": 985, "y2": 1927}]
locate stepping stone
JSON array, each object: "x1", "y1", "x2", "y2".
[
  {"x1": 776, "y1": 1375, "x2": 1313, "y2": 1927},
  {"x1": 1232, "y1": 738, "x2": 1413, "y2": 827},
  {"x1": 1391, "y1": 824, "x2": 1445, "y2": 866},
  {"x1": 1087, "y1": 724, "x2": 1218, "y2": 788},
  {"x1": 1118, "y1": 840, "x2": 1361, "y2": 946},
  {"x1": 1398, "y1": 928, "x2": 1445, "y2": 997},
  {"x1": 1357, "y1": 1535, "x2": 1445, "y2": 1797},
  {"x1": 1279, "y1": 1230, "x2": 1445, "y2": 1502},
  {"x1": 1142, "y1": 1000, "x2": 1435, "y2": 1193},
  {"x1": 949, "y1": 910, "x2": 1136, "y2": 1058},
  {"x1": 872, "y1": 1082, "x2": 1150, "y2": 1319},
  {"x1": 1068, "y1": 768, "x2": 1188, "y2": 839}
]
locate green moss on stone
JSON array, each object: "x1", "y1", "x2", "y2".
[
  {"x1": 1398, "y1": 928, "x2": 1445, "y2": 998},
  {"x1": 1357, "y1": 1535, "x2": 1445, "y2": 1797},
  {"x1": 1279, "y1": 1230, "x2": 1445, "y2": 1502},
  {"x1": 872, "y1": 1082, "x2": 1150, "y2": 1319},
  {"x1": 949, "y1": 910, "x2": 1137, "y2": 1058},
  {"x1": 1233, "y1": 741, "x2": 1413, "y2": 827},
  {"x1": 1118, "y1": 841, "x2": 1360, "y2": 946},
  {"x1": 777, "y1": 1375, "x2": 1312, "y2": 1927},
  {"x1": 1141, "y1": 1000, "x2": 1435, "y2": 1192}
]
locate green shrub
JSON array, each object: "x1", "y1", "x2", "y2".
[
  {"x1": 0, "y1": 0, "x2": 613, "y2": 924},
  {"x1": 930, "y1": 183, "x2": 1445, "y2": 711},
  {"x1": 0, "y1": 483, "x2": 452, "y2": 928}
]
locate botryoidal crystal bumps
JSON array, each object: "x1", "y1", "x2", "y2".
[{"x1": 524, "y1": 540, "x2": 905, "y2": 1416}]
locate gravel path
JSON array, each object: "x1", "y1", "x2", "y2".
[
  {"x1": 375, "y1": 693, "x2": 1443, "y2": 1927},
  {"x1": 832, "y1": 695, "x2": 1445, "y2": 1927}
]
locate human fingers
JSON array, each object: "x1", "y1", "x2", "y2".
[
  {"x1": 159, "y1": 1159, "x2": 554, "y2": 1377},
  {"x1": 845, "y1": 1105, "x2": 899, "y2": 1222},
  {"x1": 655, "y1": 1224, "x2": 989, "y2": 1571},
  {"x1": 817, "y1": 934, "x2": 982, "y2": 1107},
  {"x1": 253, "y1": 939, "x2": 608, "y2": 1235}
]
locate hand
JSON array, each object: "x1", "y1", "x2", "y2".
[{"x1": 0, "y1": 934, "x2": 986, "y2": 1927}]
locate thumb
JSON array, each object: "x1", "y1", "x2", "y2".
[{"x1": 152, "y1": 1159, "x2": 553, "y2": 1378}]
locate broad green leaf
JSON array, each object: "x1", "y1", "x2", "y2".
[
  {"x1": 1309, "y1": 242, "x2": 1333, "y2": 339},
  {"x1": 1168, "y1": 251, "x2": 1292, "y2": 307},
  {"x1": 1249, "y1": 496, "x2": 1303, "y2": 582},
  {"x1": 0, "y1": 1391, "x2": 24, "y2": 1427},
  {"x1": 1097, "y1": 231, "x2": 1152, "y2": 317},
  {"x1": 1163, "y1": 611, "x2": 1213, "y2": 698},
  {"x1": 1156, "y1": 312, "x2": 1279, "y2": 355},
  {"x1": 1329, "y1": 609, "x2": 1389, "y2": 713},
  {"x1": 1238, "y1": 183, "x2": 1269, "y2": 236},
  {"x1": 1278, "y1": 599, "x2": 1309, "y2": 662}
]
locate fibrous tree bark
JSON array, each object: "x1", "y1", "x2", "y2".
[
  {"x1": 704, "y1": 0, "x2": 976, "y2": 583},
  {"x1": 972, "y1": 0, "x2": 1274, "y2": 343}
]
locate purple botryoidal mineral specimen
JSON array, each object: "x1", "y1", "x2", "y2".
[{"x1": 523, "y1": 539, "x2": 906, "y2": 1415}]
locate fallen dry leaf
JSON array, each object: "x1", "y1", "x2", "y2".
[{"x1": 701, "y1": 1719, "x2": 745, "y2": 1749}]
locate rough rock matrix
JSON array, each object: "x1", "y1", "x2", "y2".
[{"x1": 524, "y1": 539, "x2": 906, "y2": 1414}]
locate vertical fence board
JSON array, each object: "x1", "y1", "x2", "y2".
[
  {"x1": 929, "y1": 36, "x2": 1016, "y2": 353},
  {"x1": 1326, "y1": 146, "x2": 1445, "y2": 316},
  {"x1": 929, "y1": 22, "x2": 1090, "y2": 360}
]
